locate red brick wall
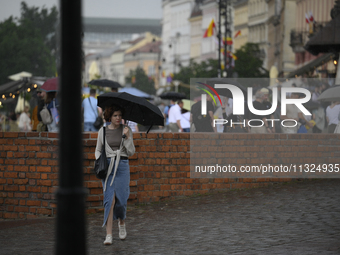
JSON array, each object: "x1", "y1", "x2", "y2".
[{"x1": 1, "y1": 132, "x2": 339, "y2": 219}]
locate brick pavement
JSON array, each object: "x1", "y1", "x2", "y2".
[{"x1": 1, "y1": 179, "x2": 340, "y2": 255}]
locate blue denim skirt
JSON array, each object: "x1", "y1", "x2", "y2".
[{"x1": 102, "y1": 158, "x2": 130, "y2": 227}]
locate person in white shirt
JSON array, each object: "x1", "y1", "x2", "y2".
[
  {"x1": 127, "y1": 120, "x2": 139, "y2": 132},
  {"x1": 18, "y1": 106, "x2": 32, "y2": 132},
  {"x1": 168, "y1": 100, "x2": 183, "y2": 132},
  {"x1": 180, "y1": 108, "x2": 190, "y2": 132},
  {"x1": 280, "y1": 93, "x2": 313, "y2": 133},
  {"x1": 82, "y1": 89, "x2": 102, "y2": 132},
  {"x1": 326, "y1": 101, "x2": 340, "y2": 133}
]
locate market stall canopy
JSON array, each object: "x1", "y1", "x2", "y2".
[
  {"x1": 0, "y1": 77, "x2": 49, "y2": 98},
  {"x1": 8, "y1": 71, "x2": 32, "y2": 81},
  {"x1": 0, "y1": 80, "x2": 29, "y2": 95},
  {"x1": 286, "y1": 53, "x2": 335, "y2": 78}
]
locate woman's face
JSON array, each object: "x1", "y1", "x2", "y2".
[{"x1": 111, "y1": 110, "x2": 122, "y2": 125}]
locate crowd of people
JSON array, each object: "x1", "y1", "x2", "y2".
[
  {"x1": 161, "y1": 83, "x2": 340, "y2": 134},
  {"x1": 0, "y1": 81, "x2": 339, "y2": 134},
  {"x1": 0, "y1": 89, "x2": 59, "y2": 132}
]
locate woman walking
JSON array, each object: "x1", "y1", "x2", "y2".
[{"x1": 95, "y1": 104, "x2": 135, "y2": 245}]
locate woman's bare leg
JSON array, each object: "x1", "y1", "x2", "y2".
[{"x1": 106, "y1": 196, "x2": 115, "y2": 235}]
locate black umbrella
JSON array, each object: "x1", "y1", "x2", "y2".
[
  {"x1": 159, "y1": 91, "x2": 186, "y2": 100},
  {"x1": 304, "y1": 100, "x2": 321, "y2": 110},
  {"x1": 204, "y1": 78, "x2": 247, "y2": 98},
  {"x1": 97, "y1": 92, "x2": 164, "y2": 132},
  {"x1": 88, "y1": 79, "x2": 122, "y2": 89}
]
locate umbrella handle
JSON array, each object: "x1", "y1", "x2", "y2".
[
  {"x1": 122, "y1": 120, "x2": 129, "y2": 138},
  {"x1": 146, "y1": 125, "x2": 153, "y2": 134}
]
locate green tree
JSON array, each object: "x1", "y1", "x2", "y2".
[
  {"x1": 172, "y1": 58, "x2": 220, "y2": 97},
  {"x1": 174, "y1": 58, "x2": 219, "y2": 84},
  {"x1": 234, "y1": 43, "x2": 269, "y2": 78},
  {"x1": 0, "y1": 2, "x2": 58, "y2": 84},
  {"x1": 125, "y1": 66, "x2": 156, "y2": 95},
  {"x1": 19, "y1": 2, "x2": 58, "y2": 55}
]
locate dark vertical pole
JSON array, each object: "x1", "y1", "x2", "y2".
[
  {"x1": 228, "y1": 2, "x2": 232, "y2": 74},
  {"x1": 224, "y1": 0, "x2": 228, "y2": 76},
  {"x1": 56, "y1": 0, "x2": 87, "y2": 255},
  {"x1": 218, "y1": 0, "x2": 222, "y2": 78},
  {"x1": 174, "y1": 39, "x2": 176, "y2": 75}
]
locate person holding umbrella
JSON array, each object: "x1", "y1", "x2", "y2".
[
  {"x1": 95, "y1": 104, "x2": 135, "y2": 245},
  {"x1": 82, "y1": 89, "x2": 103, "y2": 132}
]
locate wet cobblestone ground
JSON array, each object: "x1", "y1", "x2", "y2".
[{"x1": 1, "y1": 179, "x2": 340, "y2": 255}]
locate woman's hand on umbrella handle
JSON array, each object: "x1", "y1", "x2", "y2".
[{"x1": 123, "y1": 126, "x2": 129, "y2": 139}]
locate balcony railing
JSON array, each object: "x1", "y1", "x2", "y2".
[{"x1": 289, "y1": 21, "x2": 330, "y2": 53}]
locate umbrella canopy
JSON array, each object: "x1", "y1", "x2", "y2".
[
  {"x1": 159, "y1": 91, "x2": 186, "y2": 100},
  {"x1": 97, "y1": 92, "x2": 164, "y2": 127},
  {"x1": 204, "y1": 78, "x2": 247, "y2": 98},
  {"x1": 317, "y1": 85, "x2": 340, "y2": 102},
  {"x1": 119, "y1": 87, "x2": 153, "y2": 100},
  {"x1": 88, "y1": 79, "x2": 122, "y2": 89},
  {"x1": 303, "y1": 100, "x2": 322, "y2": 110},
  {"x1": 41, "y1": 77, "x2": 58, "y2": 92}
]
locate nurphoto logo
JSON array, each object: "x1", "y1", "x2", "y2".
[{"x1": 198, "y1": 83, "x2": 312, "y2": 128}]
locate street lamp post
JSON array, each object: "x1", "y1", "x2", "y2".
[
  {"x1": 56, "y1": 0, "x2": 87, "y2": 254},
  {"x1": 218, "y1": 0, "x2": 222, "y2": 78},
  {"x1": 172, "y1": 32, "x2": 181, "y2": 75}
]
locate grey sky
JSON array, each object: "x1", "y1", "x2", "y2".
[{"x1": 0, "y1": 0, "x2": 163, "y2": 22}]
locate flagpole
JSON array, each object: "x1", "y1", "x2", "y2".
[
  {"x1": 224, "y1": 0, "x2": 227, "y2": 76},
  {"x1": 218, "y1": 0, "x2": 222, "y2": 78},
  {"x1": 228, "y1": 2, "x2": 232, "y2": 73}
]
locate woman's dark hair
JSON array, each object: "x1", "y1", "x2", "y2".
[
  {"x1": 45, "y1": 92, "x2": 56, "y2": 105},
  {"x1": 103, "y1": 104, "x2": 124, "y2": 122}
]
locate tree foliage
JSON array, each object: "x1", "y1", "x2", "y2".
[
  {"x1": 234, "y1": 43, "x2": 269, "y2": 78},
  {"x1": 0, "y1": 2, "x2": 58, "y2": 84},
  {"x1": 125, "y1": 66, "x2": 156, "y2": 95},
  {"x1": 173, "y1": 59, "x2": 220, "y2": 97},
  {"x1": 173, "y1": 59, "x2": 220, "y2": 84}
]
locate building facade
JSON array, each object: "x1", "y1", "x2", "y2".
[
  {"x1": 289, "y1": 0, "x2": 336, "y2": 78},
  {"x1": 83, "y1": 17, "x2": 161, "y2": 55},
  {"x1": 161, "y1": 0, "x2": 195, "y2": 85},
  {"x1": 124, "y1": 40, "x2": 162, "y2": 89},
  {"x1": 233, "y1": 0, "x2": 249, "y2": 51},
  {"x1": 189, "y1": 2, "x2": 203, "y2": 62}
]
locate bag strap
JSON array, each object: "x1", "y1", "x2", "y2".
[
  {"x1": 88, "y1": 98, "x2": 98, "y2": 118},
  {"x1": 119, "y1": 125, "x2": 125, "y2": 150},
  {"x1": 102, "y1": 126, "x2": 106, "y2": 153}
]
